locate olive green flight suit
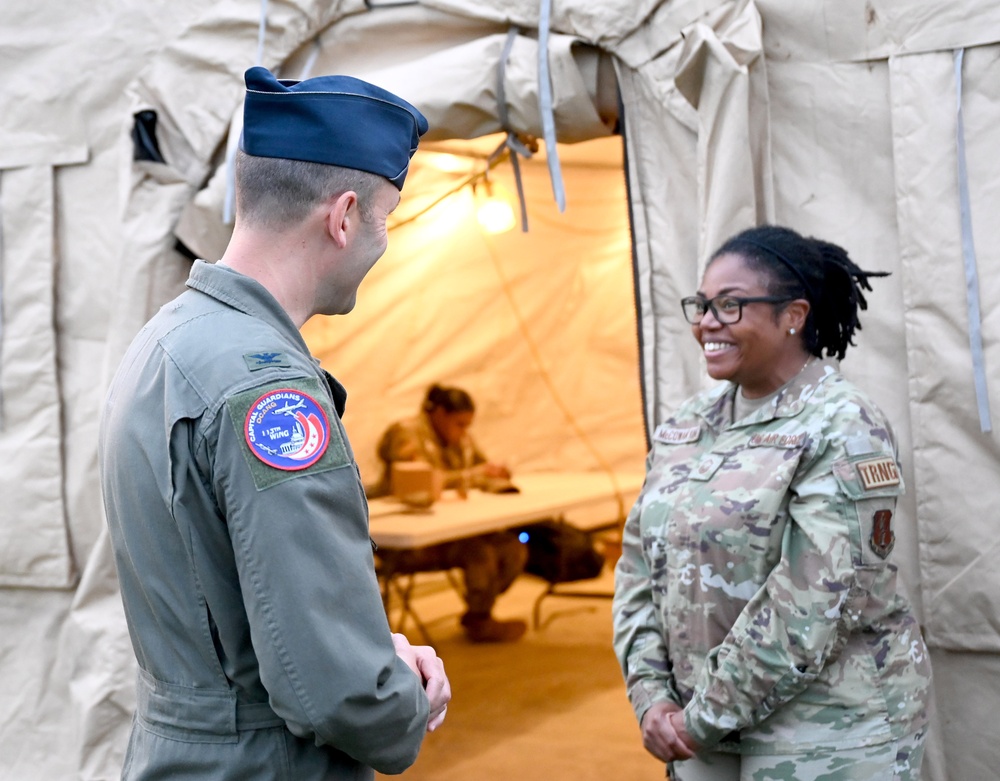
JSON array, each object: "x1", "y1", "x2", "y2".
[{"x1": 100, "y1": 261, "x2": 428, "y2": 781}]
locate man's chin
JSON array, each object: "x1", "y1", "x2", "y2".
[{"x1": 322, "y1": 296, "x2": 357, "y2": 317}]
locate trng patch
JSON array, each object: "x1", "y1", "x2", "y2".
[{"x1": 855, "y1": 456, "x2": 900, "y2": 491}]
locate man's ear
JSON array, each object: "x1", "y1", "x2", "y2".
[{"x1": 325, "y1": 191, "x2": 358, "y2": 249}]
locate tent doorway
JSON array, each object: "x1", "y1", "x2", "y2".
[{"x1": 300, "y1": 133, "x2": 648, "y2": 488}]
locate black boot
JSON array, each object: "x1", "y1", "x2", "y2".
[{"x1": 460, "y1": 612, "x2": 527, "y2": 643}]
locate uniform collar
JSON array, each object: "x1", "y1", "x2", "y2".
[
  {"x1": 700, "y1": 357, "x2": 839, "y2": 431},
  {"x1": 185, "y1": 259, "x2": 311, "y2": 356}
]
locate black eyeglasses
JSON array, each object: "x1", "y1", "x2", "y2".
[{"x1": 680, "y1": 295, "x2": 793, "y2": 325}]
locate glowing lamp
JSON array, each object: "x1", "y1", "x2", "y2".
[{"x1": 476, "y1": 185, "x2": 516, "y2": 234}]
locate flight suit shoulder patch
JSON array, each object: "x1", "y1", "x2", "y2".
[{"x1": 226, "y1": 377, "x2": 350, "y2": 490}]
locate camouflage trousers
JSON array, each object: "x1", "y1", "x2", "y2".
[
  {"x1": 378, "y1": 531, "x2": 526, "y2": 615},
  {"x1": 668, "y1": 728, "x2": 926, "y2": 781}
]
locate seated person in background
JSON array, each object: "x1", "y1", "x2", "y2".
[{"x1": 369, "y1": 384, "x2": 528, "y2": 643}]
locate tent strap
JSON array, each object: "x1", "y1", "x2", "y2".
[
  {"x1": 954, "y1": 48, "x2": 992, "y2": 433},
  {"x1": 224, "y1": 0, "x2": 272, "y2": 225},
  {"x1": 255, "y1": 0, "x2": 269, "y2": 66},
  {"x1": 538, "y1": 0, "x2": 566, "y2": 212},
  {"x1": 495, "y1": 27, "x2": 531, "y2": 232},
  {"x1": 0, "y1": 191, "x2": 4, "y2": 429}
]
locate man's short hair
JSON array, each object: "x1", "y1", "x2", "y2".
[{"x1": 234, "y1": 149, "x2": 383, "y2": 229}]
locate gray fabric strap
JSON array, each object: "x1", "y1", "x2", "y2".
[
  {"x1": 255, "y1": 0, "x2": 270, "y2": 66},
  {"x1": 0, "y1": 179, "x2": 4, "y2": 429},
  {"x1": 496, "y1": 26, "x2": 531, "y2": 231},
  {"x1": 538, "y1": 0, "x2": 566, "y2": 212},
  {"x1": 298, "y1": 36, "x2": 322, "y2": 81},
  {"x1": 954, "y1": 48, "x2": 992, "y2": 433},
  {"x1": 224, "y1": 0, "x2": 271, "y2": 224}
]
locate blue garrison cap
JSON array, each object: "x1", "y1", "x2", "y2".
[{"x1": 240, "y1": 66, "x2": 428, "y2": 190}]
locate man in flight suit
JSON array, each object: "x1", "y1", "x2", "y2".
[{"x1": 99, "y1": 66, "x2": 450, "y2": 780}]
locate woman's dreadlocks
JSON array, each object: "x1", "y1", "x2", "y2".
[{"x1": 712, "y1": 225, "x2": 888, "y2": 361}]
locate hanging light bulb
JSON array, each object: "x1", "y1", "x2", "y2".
[
  {"x1": 475, "y1": 180, "x2": 516, "y2": 235},
  {"x1": 425, "y1": 151, "x2": 469, "y2": 174}
]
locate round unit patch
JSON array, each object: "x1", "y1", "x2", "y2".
[{"x1": 244, "y1": 388, "x2": 330, "y2": 471}]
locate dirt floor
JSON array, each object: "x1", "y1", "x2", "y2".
[{"x1": 376, "y1": 566, "x2": 667, "y2": 781}]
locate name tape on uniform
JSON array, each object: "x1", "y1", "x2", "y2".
[
  {"x1": 653, "y1": 424, "x2": 700, "y2": 444},
  {"x1": 855, "y1": 456, "x2": 900, "y2": 490},
  {"x1": 748, "y1": 432, "x2": 806, "y2": 449}
]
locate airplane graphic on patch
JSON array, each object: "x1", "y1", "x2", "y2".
[{"x1": 275, "y1": 400, "x2": 306, "y2": 416}]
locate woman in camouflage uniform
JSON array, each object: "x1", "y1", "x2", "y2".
[
  {"x1": 371, "y1": 385, "x2": 528, "y2": 643},
  {"x1": 613, "y1": 226, "x2": 932, "y2": 780}
]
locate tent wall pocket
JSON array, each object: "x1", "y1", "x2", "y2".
[{"x1": 0, "y1": 139, "x2": 87, "y2": 588}]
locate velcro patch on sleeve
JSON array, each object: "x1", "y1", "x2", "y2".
[
  {"x1": 869, "y1": 509, "x2": 895, "y2": 559},
  {"x1": 243, "y1": 351, "x2": 292, "y2": 371},
  {"x1": 855, "y1": 456, "x2": 900, "y2": 490},
  {"x1": 226, "y1": 377, "x2": 350, "y2": 490}
]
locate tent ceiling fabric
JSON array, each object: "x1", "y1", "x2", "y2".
[
  {"x1": 281, "y1": 9, "x2": 619, "y2": 142},
  {"x1": 3, "y1": 0, "x2": 1000, "y2": 779}
]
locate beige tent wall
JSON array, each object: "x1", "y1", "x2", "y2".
[
  {"x1": 0, "y1": 1, "x2": 230, "y2": 778},
  {"x1": 2, "y1": 1, "x2": 1000, "y2": 779}
]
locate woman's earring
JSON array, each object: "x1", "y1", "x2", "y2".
[{"x1": 789, "y1": 327, "x2": 797, "y2": 335}]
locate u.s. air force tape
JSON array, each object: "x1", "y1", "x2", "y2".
[{"x1": 226, "y1": 377, "x2": 350, "y2": 490}]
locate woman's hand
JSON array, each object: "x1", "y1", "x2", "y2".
[
  {"x1": 479, "y1": 462, "x2": 511, "y2": 480},
  {"x1": 640, "y1": 702, "x2": 698, "y2": 763}
]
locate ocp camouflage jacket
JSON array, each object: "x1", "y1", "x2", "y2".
[{"x1": 613, "y1": 359, "x2": 931, "y2": 754}]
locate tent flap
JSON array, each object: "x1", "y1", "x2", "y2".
[
  {"x1": 674, "y1": 1, "x2": 774, "y2": 261},
  {"x1": 0, "y1": 160, "x2": 75, "y2": 589},
  {"x1": 889, "y1": 46, "x2": 1000, "y2": 652}
]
